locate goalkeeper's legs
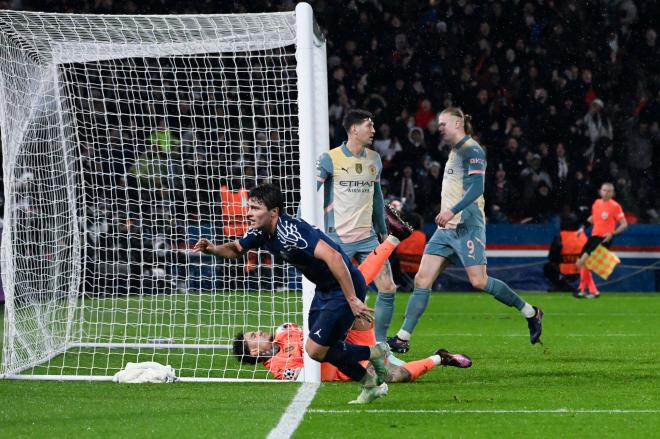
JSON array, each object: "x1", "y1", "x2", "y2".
[
  {"x1": 389, "y1": 348, "x2": 473, "y2": 383},
  {"x1": 320, "y1": 341, "x2": 371, "y2": 382},
  {"x1": 356, "y1": 236, "x2": 398, "y2": 343},
  {"x1": 357, "y1": 236, "x2": 399, "y2": 285}
]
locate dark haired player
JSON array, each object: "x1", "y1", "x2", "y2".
[
  {"x1": 317, "y1": 109, "x2": 412, "y2": 362},
  {"x1": 195, "y1": 183, "x2": 409, "y2": 403}
]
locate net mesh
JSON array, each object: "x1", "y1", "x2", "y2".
[{"x1": 1, "y1": 10, "x2": 312, "y2": 381}]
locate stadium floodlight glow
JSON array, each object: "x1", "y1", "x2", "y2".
[{"x1": 0, "y1": 2, "x2": 327, "y2": 382}]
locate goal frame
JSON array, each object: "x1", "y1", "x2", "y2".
[{"x1": 0, "y1": 2, "x2": 327, "y2": 383}]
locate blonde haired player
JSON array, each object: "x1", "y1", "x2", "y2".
[{"x1": 388, "y1": 107, "x2": 544, "y2": 353}]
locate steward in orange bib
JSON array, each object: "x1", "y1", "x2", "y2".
[
  {"x1": 558, "y1": 230, "x2": 588, "y2": 276},
  {"x1": 220, "y1": 179, "x2": 266, "y2": 272},
  {"x1": 220, "y1": 181, "x2": 250, "y2": 237},
  {"x1": 543, "y1": 218, "x2": 586, "y2": 292}
]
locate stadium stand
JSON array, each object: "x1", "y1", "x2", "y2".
[
  {"x1": 1, "y1": 0, "x2": 658, "y2": 227},
  {"x1": 0, "y1": 0, "x2": 658, "y2": 294}
]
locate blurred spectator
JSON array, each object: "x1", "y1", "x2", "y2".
[
  {"x1": 582, "y1": 99, "x2": 613, "y2": 162},
  {"x1": 393, "y1": 164, "x2": 419, "y2": 213},
  {"x1": 485, "y1": 167, "x2": 519, "y2": 223},
  {"x1": 498, "y1": 137, "x2": 525, "y2": 184},
  {"x1": 373, "y1": 123, "x2": 402, "y2": 174},
  {"x1": 395, "y1": 126, "x2": 426, "y2": 166},
  {"x1": 527, "y1": 181, "x2": 557, "y2": 224},
  {"x1": 418, "y1": 160, "x2": 442, "y2": 222},
  {"x1": 519, "y1": 153, "x2": 553, "y2": 205},
  {"x1": 414, "y1": 98, "x2": 434, "y2": 130},
  {"x1": 624, "y1": 116, "x2": 659, "y2": 220}
]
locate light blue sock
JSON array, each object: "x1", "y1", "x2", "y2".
[
  {"x1": 485, "y1": 277, "x2": 525, "y2": 310},
  {"x1": 401, "y1": 287, "x2": 431, "y2": 334},
  {"x1": 374, "y1": 292, "x2": 396, "y2": 342}
]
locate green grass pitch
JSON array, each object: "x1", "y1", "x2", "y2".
[{"x1": 1, "y1": 292, "x2": 659, "y2": 438}]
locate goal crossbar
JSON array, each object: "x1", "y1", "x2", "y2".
[{"x1": 0, "y1": 3, "x2": 328, "y2": 382}]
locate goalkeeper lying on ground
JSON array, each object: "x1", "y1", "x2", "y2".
[
  {"x1": 233, "y1": 320, "x2": 472, "y2": 382},
  {"x1": 233, "y1": 217, "x2": 472, "y2": 382}
]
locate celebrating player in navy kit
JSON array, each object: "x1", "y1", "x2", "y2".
[{"x1": 193, "y1": 183, "x2": 391, "y2": 404}]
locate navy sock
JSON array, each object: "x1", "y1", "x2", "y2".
[
  {"x1": 323, "y1": 342, "x2": 371, "y2": 382},
  {"x1": 484, "y1": 277, "x2": 525, "y2": 310}
]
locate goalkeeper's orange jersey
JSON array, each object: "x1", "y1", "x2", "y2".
[
  {"x1": 591, "y1": 199, "x2": 624, "y2": 237},
  {"x1": 263, "y1": 323, "x2": 304, "y2": 381},
  {"x1": 262, "y1": 323, "x2": 374, "y2": 381}
]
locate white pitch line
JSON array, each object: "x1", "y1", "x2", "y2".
[
  {"x1": 308, "y1": 408, "x2": 660, "y2": 414},
  {"x1": 267, "y1": 382, "x2": 319, "y2": 439}
]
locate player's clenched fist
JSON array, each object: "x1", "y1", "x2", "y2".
[{"x1": 193, "y1": 238, "x2": 214, "y2": 254}]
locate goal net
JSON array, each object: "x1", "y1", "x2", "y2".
[{"x1": 0, "y1": 3, "x2": 328, "y2": 382}]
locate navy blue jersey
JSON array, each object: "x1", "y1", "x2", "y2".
[{"x1": 238, "y1": 213, "x2": 364, "y2": 297}]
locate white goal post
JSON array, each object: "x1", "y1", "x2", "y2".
[{"x1": 0, "y1": 3, "x2": 327, "y2": 382}]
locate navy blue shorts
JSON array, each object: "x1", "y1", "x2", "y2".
[
  {"x1": 308, "y1": 276, "x2": 367, "y2": 347},
  {"x1": 307, "y1": 304, "x2": 356, "y2": 347}
]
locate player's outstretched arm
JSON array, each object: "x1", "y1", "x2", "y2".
[{"x1": 193, "y1": 238, "x2": 246, "y2": 259}]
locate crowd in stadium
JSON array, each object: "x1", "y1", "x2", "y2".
[
  {"x1": 1, "y1": 0, "x2": 659, "y2": 229},
  {"x1": 318, "y1": 0, "x2": 659, "y2": 225}
]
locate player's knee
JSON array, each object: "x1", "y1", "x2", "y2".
[
  {"x1": 305, "y1": 341, "x2": 327, "y2": 362},
  {"x1": 375, "y1": 270, "x2": 396, "y2": 292},
  {"x1": 379, "y1": 280, "x2": 397, "y2": 292},
  {"x1": 307, "y1": 349, "x2": 326, "y2": 362},
  {"x1": 414, "y1": 272, "x2": 434, "y2": 289},
  {"x1": 470, "y1": 276, "x2": 488, "y2": 290}
]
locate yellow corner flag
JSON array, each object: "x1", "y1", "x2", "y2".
[{"x1": 585, "y1": 245, "x2": 620, "y2": 280}]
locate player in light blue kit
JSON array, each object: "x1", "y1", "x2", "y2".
[
  {"x1": 388, "y1": 107, "x2": 544, "y2": 353},
  {"x1": 317, "y1": 109, "x2": 411, "y2": 364}
]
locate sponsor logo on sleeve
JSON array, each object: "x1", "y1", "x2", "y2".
[{"x1": 277, "y1": 220, "x2": 308, "y2": 250}]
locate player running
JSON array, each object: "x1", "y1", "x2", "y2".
[
  {"x1": 575, "y1": 182, "x2": 628, "y2": 298},
  {"x1": 388, "y1": 107, "x2": 544, "y2": 354},
  {"x1": 193, "y1": 183, "x2": 410, "y2": 404}
]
